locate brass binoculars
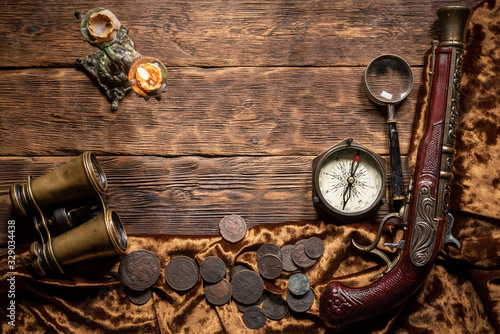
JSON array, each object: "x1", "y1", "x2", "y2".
[{"x1": 10, "y1": 152, "x2": 128, "y2": 276}]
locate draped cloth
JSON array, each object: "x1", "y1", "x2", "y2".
[{"x1": 1, "y1": 1, "x2": 499, "y2": 332}]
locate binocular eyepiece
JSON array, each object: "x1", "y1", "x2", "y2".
[{"x1": 9, "y1": 152, "x2": 128, "y2": 276}]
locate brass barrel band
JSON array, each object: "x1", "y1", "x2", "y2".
[
  {"x1": 83, "y1": 152, "x2": 107, "y2": 195},
  {"x1": 104, "y1": 210, "x2": 128, "y2": 255}
]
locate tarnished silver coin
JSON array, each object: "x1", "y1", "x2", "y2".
[
  {"x1": 286, "y1": 289, "x2": 314, "y2": 313},
  {"x1": 288, "y1": 273, "x2": 310, "y2": 296},
  {"x1": 256, "y1": 243, "x2": 282, "y2": 260},
  {"x1": 231, "y1": 270, "x2": 264, "y2": 305},
  {"x1": 126, "y1": 288, "x2": 152, "y2": 305},
  {"x1": 219, "y1": 215, "x2": 247, "y2": 243},
  {"x1": 204, "y1": 278, "x2": 232, "y2": 306},
  {"x1": 236, "y1": 291, "x2": 266, "y2": 313},
  {"x1": 258, "y1": 254, "x2": 283, "y2": 280},
  {"x1": 165, "y1": 256, "x2": 199, "y2": 292},
  {"x1": 242, "y1": 306, "x2": 267, "y2": 329},
  {"x1": 231, "y1": 264, "x2": 252, "y2": 280},
  {"x1": 119, "y1": 250, "x2": 161, "y2": 291},
  {"x1": 262, "y1": 293, "x2": 289, "y2": 320},
  {"x1": 281, "y1": 245, "x2": 299, "y2": 272},
  {"x1": 291, "y1": 240, "x2": 316, "y2": 268},
  {"x1": 200, "y1": 256, "x2": 226, "y2": 284},
  {"x1": 305, "y1": 237, "x2": 324, "y2": 259}
]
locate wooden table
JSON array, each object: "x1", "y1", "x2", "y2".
[{"x1": 0, "y1": 0, "x2": 478, "y2": 247}]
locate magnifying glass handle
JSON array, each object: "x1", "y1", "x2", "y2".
[{"x1": 388, "y1": 119, "x2": 405, "y2": 201}]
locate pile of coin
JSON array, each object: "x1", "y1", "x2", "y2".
[
  {"x1": 119, "y1": 250, "x2": 161, "y2": 305},
  {"x1": 200, "y1": 256, "x2": 232, "y2": 306},
  {"x1": 119, "y1": 215, "x2": 326, "y2": 331}
]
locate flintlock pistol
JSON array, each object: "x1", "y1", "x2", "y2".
[{"x1": 320, "y1": 6, "x2": 471, "y2": 328}]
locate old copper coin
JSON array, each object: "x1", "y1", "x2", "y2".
[
  {"x1": 256, "y1": 243, "x2": 282, "y2": 260},
  {"x1": 126, "y1": 288, "x2": 152, "y2": 306},
  {"x1": 219, "y1": 215, "x2": 247, "y2": 243},
  {"x1": 242, "y1": 306, "x2": 267, "y2": 330},
  {"x1": 204, "y1": 278, "x2": 232, "y2": 306},
  {"x1": 200, "y1": 256, "x2": 227, "y2": 284},
  {"x1": 231, "y1": 264, "x2": 252, "y2": 279},
  {"x1": 258, "y1": 254, "x2": 283, "y2": 280},
  {"x1": 281, "y1": 245, "x2": 299, "y2": 272},
  {"x1": 119, "y1": 250, "x2": 161, "y2": 291},
  {"x1": 288, "y1": 273, "x2": 310, "y2": 296},
  {"x1": 262, "y1": 293, "x2": 289, "y2": 320},
  {"x1": 286, "y1": 289, "x2": 314, "y2": 313},
  {"x1": 231, "y1": 270, "x2": 264, "y2": 305},
  {"x1": 165, "y1": 256, "x2": 199, "y2": 292},
  {"x1": 305, "y1": 237, "x2": 325, "y2": 259},
  {"x1": 236, "y1": 291, "x2": 266, "y2": 313},
  {"x1": 291, "y1": 240, "x2": 316, "y2": 268}
]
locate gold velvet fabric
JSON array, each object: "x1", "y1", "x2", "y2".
[{"x1": 1, "y1": 1, "x2": 499, "y2": 333}]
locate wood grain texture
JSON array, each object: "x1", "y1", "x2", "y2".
[
  {"x1": 0, "y1": 67, "x2": 421, "y2": 156},
  {"x1": 0, "y1": 0, "x2": 474, "y2": 248},
  {"x1": 0, "y1": 155, "x2": 412, "y2": 247},
  {"x1": 0, "y1": 0, "x2": 478, "y2": 68}
]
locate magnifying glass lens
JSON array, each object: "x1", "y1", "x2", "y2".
[{"x1": 365, "y1": 57, "x2": 413, "y2": 104}]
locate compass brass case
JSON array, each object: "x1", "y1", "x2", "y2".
[{"x1": 312, "y1": 138, "x2": 387, "y2": 223}]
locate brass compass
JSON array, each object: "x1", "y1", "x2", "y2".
[{"x1": 312, "y1": 138, "x2": 387, "y2": 223}]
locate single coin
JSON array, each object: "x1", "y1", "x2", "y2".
[
  {"x1": 126, "y1": 288, "x2": 152, "y2": 306},
  {"x1": 204, "y1": 278, "x2": 232, "y2": 306},
  {"x1": 242, "y1": 306, "x2": 267, "y2": 330},
  {"x1": 119, "y1": 250, "x2": 161, "y2": 291},
  {"x1": 281, "y1": 245, "x2": 299, "y2": 272},
  {"x1": 231, "y1": 264, "x2": 252, "y2": 280},
  {"x1": 219, "y1": 215, "x2": 247, "y2": 243},
  {"x1": 236, "y1": 291, "x2": 267, "y2": 313},
  {"x1": 231, "y1": 270, "x2": 264, "y2": 305},
  {"x1": 291, "y1": 240, "x2": 316, "y2": 268},
  {"x1": 262, "y1": 293, "x2": 289, "y2": 320},
  {"x1": 200, "y1": 256, "x2": 227, "y2": 284},
  {"x1": 305, "y1": 237, "x2": 325, "y2": 259},
  {"x1": 286, "y1": 289, "x2": 314, "y2": 313},
  {"x1": 165, "y1": 256, "x2": 199, "y2": 292},
  {"x1": 258, "y1": 254, "x2": 283, "y2": 280},
  {"x1": 288, "y1": 273, "x2": 310, "y2": 296},
  {"x1": 257, "y1": 243, "x2": 282, "y2": 260}
]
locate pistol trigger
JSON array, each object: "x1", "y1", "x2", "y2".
[
  {"x1": 445, "y1": 213, "x2": 461, "y2": 249},
  {"x1": 383, "y1": 240, "x2": 405, "y2": 250}
]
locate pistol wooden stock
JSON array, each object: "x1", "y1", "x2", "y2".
[{"x1": 320, "y1": 6, "x2": 471, "y2": 328}]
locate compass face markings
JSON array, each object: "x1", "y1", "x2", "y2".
[{"x1": 317, "y1": 149, "x2": 383, "y2": 213}]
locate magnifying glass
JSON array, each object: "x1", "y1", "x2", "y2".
[{"x1": 363, "y1": 54, "x2": 413, "y2": 202}]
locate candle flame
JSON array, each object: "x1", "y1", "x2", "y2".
[
  {"x1": 134, "y1": 63, "x2": 163, "y2": 93},
  {"x1": 137, "y1": 67, "x2": 150, "y2": 81}
]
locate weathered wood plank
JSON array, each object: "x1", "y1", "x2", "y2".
[
  {"x1": 0, "y1": 0, "x2": 478, "y2": 67},
  {"x1": 0, "y1": 155, "x2": 412, "y2": 246},
  {"x1": 0, "y1": 67, "x2": 421, "y2": 156}
]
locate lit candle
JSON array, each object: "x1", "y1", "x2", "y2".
[
  {"x1": 128, "y1": 57, "x2": 167, "y2": 97},
  {"x1": 136, "y1": 63, "x2": 163, "y2": 93}
]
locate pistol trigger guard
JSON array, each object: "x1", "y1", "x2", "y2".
[
  {"x1": 352, "y1": 212, "x2": 402, "y2": 252},
  {"x1": 445, "y1": 213, "x2": 461, "y2": 249}
]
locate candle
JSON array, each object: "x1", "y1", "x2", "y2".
[
  {"x1": 136, "y1": 63, "x2": 163, "y2": 93},
  {"x1": 128, "y1": 57, "x2": 168, "y2": 97},
  {"x1": 86, "y1": 9, "x2": 121, "y2": 43}
]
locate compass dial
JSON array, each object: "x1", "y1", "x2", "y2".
[{"x1": 317, "y1": 147, "x2": 385, "y2": 215}]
